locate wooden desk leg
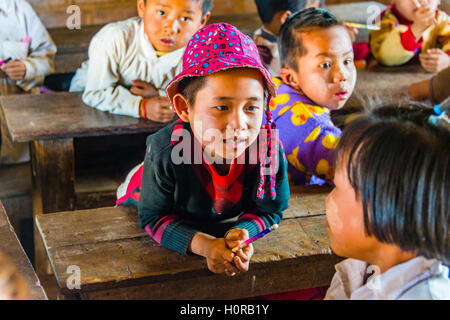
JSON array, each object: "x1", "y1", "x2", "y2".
[{"x1": 30, "y1": 139, "x2": 75, "y2": 275}]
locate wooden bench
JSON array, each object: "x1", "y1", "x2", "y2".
[
  {"x1": 0, "y1": 200, "x2": 47, "y2": 300},
  {"x1": 35, "y1": 185, "x2": 341, "y2": 300},
  {"x1": 0, "y1": 92, "x2": 171, "y2": 274}
]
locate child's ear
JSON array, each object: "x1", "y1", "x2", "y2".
[
  {"x1": 172, "y1": 93, "x2": 191, "y2": 122},
  {"x1": 280, "y1": 10, "x2": 292, "y2": 25},
  {"x1": 279, "y1": 66, "x2": 302, "y2": 92},
  {"x1": 137, "y1": 0, "x2": 146, "y2": 19},
  {"x1": 200, "y1": 12, "x2": 211, "y2": 27}
]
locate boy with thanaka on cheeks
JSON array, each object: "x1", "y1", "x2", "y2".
[
  {"x1": 270, "y1": 8, "x2": 356, "y2": 186},
  {"x1": 70, "y1": 0, "x2": 211, "y2": 122},
  {"x1": 370, "y1": 0, "x2": 449, "y2": 72}
]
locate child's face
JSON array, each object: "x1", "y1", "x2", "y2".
[
  {"x1": 178, "y1": 68, "x2": 265, "y2": 161},
  {"x1": 283, "y1": 26, "x2": 356, "y2": 110},
  {"x1": 137, "y1": 0, "x2": 209, "y2": 53},
  {"x1": 325, "y1": 161, "x2": 379, "y2": 260},
  {"x1": 394, "y1": 0, "x2": 440, "y2": 21}
]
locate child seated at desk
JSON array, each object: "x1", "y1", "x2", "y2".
[
  {"x1": 370, "y1": 0, "x2": 449, "y2": 72},
  {"x1": 69, "y1": 0, "x2": 211, "y2": 122},
  {"x1": 0, "y1": 0, "x2": 56, "y2": 164},
  {"x1": 253, "y1": 0, "x2": 323, "y2": 76},
  {"x1": 118, "y1": 23, "x2": 290, "y2": 276},
  {"x1": 270, "y1": 8, "x2": 357, "y2": 186},
  {"x1": 325, "y1": 104, "x2": 450, "y2": 300}
]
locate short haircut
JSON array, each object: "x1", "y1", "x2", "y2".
[
  {"x1": 254, "y1": 0, "x2": 324, "y2": 24},
  {"x1": 278, "y1": 7, "x2": 340, "y2": 70},
  {"x1": 144, "y1": 0, "x2": 213, "y2": 17},
  {"x1": 336, "y1": 105, "x2": 450, "y2": 264}
]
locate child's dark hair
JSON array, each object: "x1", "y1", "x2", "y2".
[
  {"x1": 254, "y1": 0, "x2": 323, "y2": 24},
  {"x1": 144, "y1": 0, "x2": 213, "y2": 17},
  {"x1": 278, "y1": 7, "x2": 340, "y2": 70},
  {"x1": 336, "y1": 105, "x2": 450, "y2": 264}
]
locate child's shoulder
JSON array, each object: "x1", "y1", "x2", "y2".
[{"x1": 92, "y1": 16, "x2": 142, "y2": 45}]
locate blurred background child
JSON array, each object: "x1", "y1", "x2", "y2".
[
  {"x1": 69, "y1": 0, "x2": 211, "y2": 122},
  {"x1": 271, "y1": 8, "x2": 356, "y2": 186},
  {"x1": 0, "y1": 251, "x2": 28, "y2": 300},
  {"x1": 253, "y1": 0, "x2": 324, "y2": 76},
  {"x1": 370, "y1": 0, "x2": 449, "y2": 72},
  {"x1": 409, "y1": 66, "x2": 450, "y2": 103},
  {"x1": 325, "y1": 105, "x2": 449, "y2": 300},
  {"x1": 0, "y1": 0, "x2": 56, "y2": 165}
]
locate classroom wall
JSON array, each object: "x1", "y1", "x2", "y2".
[{"x1": 30, "y1": 0, "x2": 447, "y2": 28}]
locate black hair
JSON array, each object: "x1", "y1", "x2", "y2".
[
  {"x1": 254, "y1": 0, "x2": 324, "y2": 24},
  {"x1": 278, "y1": 7, "x2": 341, "y2": 70},
  {"x1": 143, "y1": 0, "x2": 213, "y2": 17},
  {"x1": 336, "y1": 104, "x2": 450, "y2": 264}
]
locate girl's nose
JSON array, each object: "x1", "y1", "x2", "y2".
[
  {"x1": 164, "y1": 17, "x2": 181, "y2": 34},
  {"x1": 228, "y1": 109, "x2": 248, "y2": 131}
]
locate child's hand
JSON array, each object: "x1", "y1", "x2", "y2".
[
  {"x1": 130, "y1": 80, "x2": 159, "y2": 98},
  {"x1": 224, "y1": 228, "x2": 254, "y2": 273},
  {"x1": 411, "y1": 3, "x2": 437, "y2": 39},
  {"x1": 0, "y1": 60, "x2": 26, "y2": 81},
  {"x1": 143, "y1": 96, "x2": 174, "y2": 122},
  {"x1": 419, "y1": 49, "x2": 450, "y2": 73}
]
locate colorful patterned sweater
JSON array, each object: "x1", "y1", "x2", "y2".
[
  {"x1": 370, "y1": 4, "x2": 450, "y2": 67},
  {"x1": 118, "y1": 120, "x2": 290, "y2": 255},
  {"x1": 269, "y1": 77, "x2": 342, "y2": 186}
]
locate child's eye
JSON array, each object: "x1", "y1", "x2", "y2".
[
  {"x1": 181, "y1": 16, "x2": 192, "y2": 22},
  {"x1": 344, "y1": 59, "x2": 353, "y2": 65},
  {"x1": 215, "y1": 106, "x2": 229, "y2": 111},
  {"x1": 157, "y1": 10, "x2": 165, "y2": 16},
  {"x1": 246, "y1": 106, "x2": 260, "y2": 112},
  {"x1": 320, "y1": 62, "x2": 331, "y2": 69}
]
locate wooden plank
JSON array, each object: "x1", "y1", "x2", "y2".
[
  {"x1": 36, "y1": 205, "x2": 338, "y2": 298},
  {"x1": 0, "y1": 92, "x2": 171, "y2": 143},
  {"x1": 30, "y1": 139, "x2": 75, "y2": 274},
  {"x1": 0, "y1": 201, "x2": 47, "y2": 300},
  {"x1": 284, "y1": 185, "x2": 331, "y2": 219}
]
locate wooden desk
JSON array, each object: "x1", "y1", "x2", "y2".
[
  {"x1": 36, "y1": 186, "x2": 340, "y2": 300},
  {"x1": 0, "y1": 201, "x2": 47, "y2": 300},
  {"x1": 0, "y1": 92, "x2": 171, "y2": 274},
  {"x1": 350, "y1": 64, "x2": 433, "y2": 107}
]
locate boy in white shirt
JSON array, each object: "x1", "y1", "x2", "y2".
[
  {"x1": 0, "y1": 0, "x2": 56, "y2": 164},
  {"x1": 70, "y1": 0, "x2": 211, "y2": 122}
]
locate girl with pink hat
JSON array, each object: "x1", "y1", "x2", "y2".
[{"x1": 117, "y1": 23, "x2": 289, "y2": 276}]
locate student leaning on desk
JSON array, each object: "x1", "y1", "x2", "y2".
[{"x1": 0, "y1": 0, "x2": 56, "y2": 165}]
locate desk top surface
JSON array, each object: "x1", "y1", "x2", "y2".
[
  {"x1": 36, "y1": 185, "x2": 332, "y2": 293},
  {"x1": 0, "y1": 92, "x2": 171, "y2": 142},
  {"x1": 0, "y1": 201, "x2": 47, "y2": 300}
]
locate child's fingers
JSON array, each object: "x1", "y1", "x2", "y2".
[
  {"x1": 224, "y1": 260, "x2": 240, "y2": 276},
  {"x1": 130, "y1": 86, "x2": 142, "y2": 95},
  {"x1": 233, "y1": 255, "x2": 250, "y2": 272}
]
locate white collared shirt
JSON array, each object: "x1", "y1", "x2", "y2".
[
  {"x1": 70, "y1": 17, "x2": 184, "y2": 118},
  {"x1": 325, "y1": 256, "x2": 450, "y2": 300},
  {"x1": 0, "y1": 0, "x2": 56, "y2": 94}
]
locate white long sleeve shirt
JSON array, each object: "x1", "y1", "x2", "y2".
[
  {"x1": 325, "y1": 256, "x2": 450, "y2": 300},
  {"x1": 0, "y1": 0, "x2": 56, "y2": 95},
  {"x1": 70, "y1": 17, "x2": 184, "y2": 118}
]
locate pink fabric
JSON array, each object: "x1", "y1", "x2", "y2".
[
  {"x1": 239, "y1": 213, "x2": 266, "y2": 233},
  {"x1": 145, "y1": 215, "x2": 179, "y2": 244},
  {"x1": 115, "y1": 163, "x2": 144, "y2": 206}
]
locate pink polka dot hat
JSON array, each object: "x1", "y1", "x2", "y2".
[{"x1": 166, "y1": 23, "x2": 279, "y2": 200}]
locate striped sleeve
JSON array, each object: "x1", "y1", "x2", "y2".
[{"x1": 138, "y1": 140, "x2": 198, "y2": 255}]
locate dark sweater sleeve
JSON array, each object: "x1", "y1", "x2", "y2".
[
  {"x1": 229, "y1": 142, "x2": 290, "y2": 238},
  {"x1": 138, "y1": 137, "x2": 199, "y2": 255}
]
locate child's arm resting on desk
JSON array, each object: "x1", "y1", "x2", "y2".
[
  {"x1": 82, "y1": 25, "x2": 143, "y2": 118},
  {"x1": 16, "y1": 1, "x2": 56, "y2": 91},
  {"x1": 227, "y1": 143, "x2": 290, "y2": 238}
]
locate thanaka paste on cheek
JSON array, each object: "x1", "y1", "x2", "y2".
[{"x1": 326, "y1": 193, "x2": 343, "y2": 232}]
